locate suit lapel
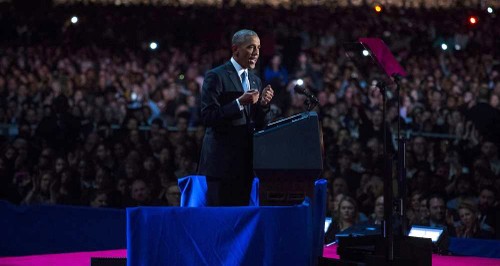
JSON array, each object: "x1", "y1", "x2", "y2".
[
  {"x1": 249, "y1": 73, "x2": 258, "y2": 92},
  {"x1": 225, "y1": 62, "x2": 244, "y2": 92}
]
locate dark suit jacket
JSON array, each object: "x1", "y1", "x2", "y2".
[{"x1": 198, "y1": 61, "x2": 269, "y2": 179}]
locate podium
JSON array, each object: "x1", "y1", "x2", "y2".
[{"x1": 253, "y1": 112, "x2": 323, "y2": 205}]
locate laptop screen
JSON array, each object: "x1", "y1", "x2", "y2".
[{"x1": 408, "y1": 226, "x2": 444, "y2": 243}]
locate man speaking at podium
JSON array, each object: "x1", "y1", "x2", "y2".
[{"x1": 198, "y1": 29, "x2": 274, "y2": 206}]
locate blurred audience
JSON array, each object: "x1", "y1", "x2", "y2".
[{"x1": 0, "y1": 3, "x2": 499, "y2": 239}]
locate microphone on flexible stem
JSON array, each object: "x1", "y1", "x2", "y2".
[
  {"x1": 392, "y1": 73, "x2": 403, "y2": 82},
  {"x1": 294, "y1": 84, "x2": 319, "y2": 104}
]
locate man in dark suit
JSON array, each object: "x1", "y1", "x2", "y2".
[{"x1": 198, "y1": 29, "x2": 274, "y2": 206}]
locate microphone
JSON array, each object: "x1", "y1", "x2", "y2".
[
  {"x1": 391, "y1": 73, "x2": 403, "y2": 82},
  {"x1": 294, "y1": 85, "x2": 319, "y2": 104}
]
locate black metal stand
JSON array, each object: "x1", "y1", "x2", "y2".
[
  {"x1": 335, "y1": 40, "x2": 432, "y2": 266},
  {"x1": 375, "y1": 80, "x2": 394, "y2": 261},
  {"x1": 393, "y1": 75, "x2": 408, "y2": 236},
  {"x1": 330, "y1": 79, "x2": 432, "y2": 266}
]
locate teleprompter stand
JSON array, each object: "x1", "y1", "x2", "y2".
[{"x1": 321, "y1": 38, "x2": 432, "y2": 266}]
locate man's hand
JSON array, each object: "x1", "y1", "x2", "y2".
[
  {"x1": 259, "y1": 85, "x2": 274, "y2": 106},
  {"x1": 238, "y1": 89, "x2": 260, "y2": 105}
]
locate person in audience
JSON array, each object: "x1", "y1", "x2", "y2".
[
  {"x1": 163, "y1": 182, "x2": 181, "y2": 207},
  {"x1": 406, "y1": 191, "x2": 423, "y2": 225},
  {"x1": 128, "y1": 179, "x2": 159, "y2": 206},
  {"x1": 90, "y1": 190, "x2": 109, "y2": 208},
  {"x1": 424, "y1": 194, "x2": 456, "y2": 236},
  {"x1": 324, "y1": 196, "x2": 359, "y2": 244},
  {"x1": 0, "y1": 4, "x2": 498, "y2": 241},
  {"x1": 446, "y1": 175, "x2": 477, "y2": 211},
  {"x1": 477, "y1": 186, "x2": 499, "y2": 235},
  {"x1": 331, "y1": 177, "x2": 349, "y2": 199},
  {"x1": 369, "y1": 195, "x2": 384, "y2": 225},
  {"x1": 455, "y1": 201, "x2": 494, "y2": 239},
  {"x1": 22, "y1": 171, "x2": 55, "y2": 205}
]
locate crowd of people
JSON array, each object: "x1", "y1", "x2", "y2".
[{"x1": 0, "y1": 3, "x2": 499, "y2": 239}]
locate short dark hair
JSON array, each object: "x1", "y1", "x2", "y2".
[
  {"x1": 232, "y1": 29, "x2": 258, "y2": 46},
  {"x1": 479, "y1": 185, "x2": 497, "y2": 196},
  {"x1": 89, "y1": 190, "x2": 107, "y2": 203},
  {"x1": 427, "y1": 193, "x2": 445, "y2": 209}
]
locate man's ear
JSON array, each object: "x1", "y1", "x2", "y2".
[{"x1": 231, "y1": 45, "x2": 239, "y2": 56}]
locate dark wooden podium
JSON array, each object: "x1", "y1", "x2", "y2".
[{"x1": 253, "y1": 112, "x2": 323, "y2": 205}]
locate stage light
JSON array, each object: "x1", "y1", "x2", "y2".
[
  {"x1": 179, "y1": 74, "x2": 185, "y2": 80},
  {"x1": 374, "y1": 5, "x2": 382, "y2": 13},
  {"x1": 149, "y1": 42, "x2": 158, "y2": 50},
  {"x1": 441, "y1": 43, "x2": 448, "y2": 51},
  {"x1": 362, "y1": 50, "x2": 370, "y2": 56},
  {"x1": 296, "y1": 79, "x2": 304, "y2": 86},
  {"x1": 71, "y1": 16, "x2": 78, "y2": 24},
  {"x1": 469, "y1": 16, "x2": 478, "y2": 24},
  {"x1": 487, "y1": 7, "x2": 493, "y2": 14},
  {"x1": 455, "y1": 44, "x2": 461, "y2": 50}
]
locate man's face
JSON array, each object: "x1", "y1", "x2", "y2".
[
  {"x1": 96, "y1": 145, "x2": 107, "y2": 159},
  {"x1": 375, "y1": 196, "x2": 384, "y2": 219},
  {"x1": 481, "y1": 142, "x2": 497, "y2": 158},
  {"x1": 91, "y1": 193, "x2": 108, "y2": 208},
  {"x1": 332, "y1": 178, "x2": 347, "y2": 195},
  {"x1": 338, "y1": 155, "x2": 351, "y2": 169},
  {"x1": 40, "y1": 174, "x2": 52, "y2": 192},
  {"x1": 233, "y1": 35, "x2": 260, "y2": 69},
  {"x1": 411, "y1": 194, "x2": 422, "y2": 211},
  {"x1": 339, "y1": 200, "x2": 355, "y2": 221},
  {"x1": 429, "y1": 198, "x2": 446, "y2": 223},
  {"x1": 114, "y1": 143, "x2": 125, "y2": 158},
  {"x1": 131, "y1": 181, "x2": 149, "y2": 202},
  {"x1": 479, "y1": 189, "x2": 495, "y2": 208},
  {"x1": 55, "y1": 158, "x2": 66, "y2": 173}
]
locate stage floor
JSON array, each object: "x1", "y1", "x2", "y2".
[
  {"x1": 0, "y1": 249, "x2": 127, "y2": 266},
  {"x1": 0, "y1": 247, "x2": 499, "y2": 266},
  {"x1": 323, "y1": 244, "x2": 500, "y2": 266}
]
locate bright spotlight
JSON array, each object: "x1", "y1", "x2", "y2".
[
  {"x1": 71, "y1": 16, "x2": 78, "y2": 24},
  {"x1": 469, "y1": 16, "x2": 477, "y2": 24},
  {"x1": 362, "y1": 50, "x2": 370, "y2": 56},
  {"x1": 487, "y1": 7, "x2": 493, "y2": 14},
  {"x1": 374, "y1": 5, "x2": 382, "y2": 13},
  {"x1": 441, "y1": 43, "x2": 448, "y2": 51},
  {"x1": 454, "y1": 44, "x2": 461, "y2": 50},
  {"x1": 296, "y1": 79, "x2": 304, "y2": 86},
  {"x1": 149, "y1": 42, "x2": 158, "y2": 50}
]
